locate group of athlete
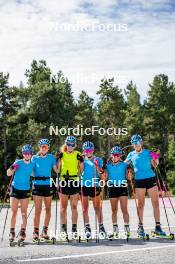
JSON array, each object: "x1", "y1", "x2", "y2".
[{"x1": 6, "y1": 134, "x2": 167, "y2": 244}]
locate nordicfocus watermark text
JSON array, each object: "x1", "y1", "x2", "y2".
[
  {"x1": 49, "y1": 229, "x2": 128, "y2": 240},
  {"x1": 50, "y1": 178, "x2": 128, "y2": 188},
  {"x1": 49, "y1": 22, "x2": 128, "y2": 32},
  {"x1": 50, "y1": 125, "x2": 128, "y2": 136}
]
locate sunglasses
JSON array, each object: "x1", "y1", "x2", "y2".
[
  {"x1": 66, "y1": 143, "x2": 75, "y2": 147},
  {"x1": 112, "y1": 153, "x2": 121, "y2": 157},
  {"x1": 84, "y1": 149, "x2": 93, "y2": 154},
  {"x1": 22, "y1": 152, "x2": 32, "y2": 155}
]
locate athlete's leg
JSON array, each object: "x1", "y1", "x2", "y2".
[
  {"x1": 92, "y1": 195, "x2": 102, "y2": 223},
  {"x1": 60, "y1": 193, "x2": 68, "y2": 225},
  {"x1": 82, "y1": 196, "x2": 89, "y2": 223},
  {"x1": 43, "y1": 196, "x2": 52, "y2": 227},
  {"x1": 10, "y1": 197, "x2": 19, "y2": 228},
  {"x1": 147, "y1": 185, "x2": 160, "y2": 222},
  {"x1": 135, "y1": 188, "x2": 146, "y2": 224},
  {"x1": 20, "y1": 198, "x2": 29, "y2": 229},
  {"x1": 120, "y1": 196, "x2": 129, "y2": 224},
  {"x1": 33, "y1": 195, "x2": 42, "y2": 228},
  {"x1": 70, "y1": 193, "x2": 79, "y2": 224},
  {"x1": 110, "y1": 198, "x2": 119, "y2": 224}
]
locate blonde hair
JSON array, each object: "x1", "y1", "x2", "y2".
[{"x1": 60, "y1": 144, "x2": 67, "y2": 153}]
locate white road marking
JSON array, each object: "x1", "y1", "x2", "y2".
[{"x1": 16, "y1": 244, "x2": 175, "y2": 262}]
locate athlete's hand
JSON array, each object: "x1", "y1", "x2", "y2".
[
  {"x1": 94, "y1": 159, "x2": 99, "y2": 167},
  {"x1": 150, "y1": 152, "x2": 160, "y2": 160},
  {"x1": 11, "y1": 164, "x2": 19, "y2": 171},
  {"x1": 127, "y1": 168, "x2": 133, "y2": 180},
  {"x1": 56, "y1": 151, "x2": 63, "y2": 160}
]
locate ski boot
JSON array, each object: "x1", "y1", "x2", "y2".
[
  {"x1": 108, "y1": 224, "x2": 119, "y2": 240},
  {"x1": 60, "y1": 224, "x2": 69, "y2": 242},
  {"x1": 18, "y1": 228, "x2": 26, "y2": 247},
  {"x1": 124, "y1": 224, "x2": 130, "y2": 241},
  {"x1": 151, "y1": 224, "x2": 173, "y2": 240},
  {"x1": 72, "y1": 224, "x2": 80, "y2": 242},
  {"x1": 40, "y1": 226, "x2": 52, "y2": 243},
  {"x1": 137, "y1": 224, "x2": 149, "y2": 240},
  {"x1": 99, "y1": 223, "x2": 106, "y2": 239},
  {"x1": 84, "y1": 224, "x2": 92, "y2": 241},
  {"x1": 9, "y1": 228, "x2": 15, "y2": 247},
  {"x1": 32, "y1": 227, "x2": 40, "y2": 244}
]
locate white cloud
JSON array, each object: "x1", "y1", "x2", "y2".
[{"x1": 0, "y1": 0, "x2": 174, "y2": 104}]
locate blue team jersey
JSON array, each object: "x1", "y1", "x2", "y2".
[
  {"x1": 12, "y1": 159, "x2": 34, "y2": 190},
  {"x1": 125, "y1": 149, "x2": 154, "y2": 180},
  {"x1": 31, "y1": 154, "x2": 57, "y2": 185},
  {"x1": 81, "y1": 156, "x2": 103, "y2": 187},
  {"x1": 106, "y1": 161, "x2": 127, "y2": 186}
]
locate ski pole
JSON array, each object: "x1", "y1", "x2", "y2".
[
  {"x1": 155, "y1": 169, "x2": 173, "y2": 235},
  {"x1": 128, "y1": 171, "x2": 142, "y2": 224},
  {"x1": 1, "y1": 204, "x2": 10, "y2": 241},
  {"x1": 55, "y1": 173, "x2": 59, "y2": 236},
  {"x1": 94, "y1": 161, "x2": 98, "y2": 243},
  {"x1": 0, "y1": 176, "x2": 13, "y2": 214},
  {"x1": 155, "y1": 167, "x2": 175, "y2": 215}
]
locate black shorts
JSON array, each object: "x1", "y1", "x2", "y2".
[
  {"x1": 32, "y1": 185, "x2": 53, "y2": 197},
  {"x1": 81, "y1": 186, "x2": 101, "y2": 198},
  {"x1": 10, "y1": 186, "x2": 30, "y2": 199},
  {"x1": 59, "y1": 180, "x2": 80, "y2": 196},
  {"x1": 108, "y1": 186, "x2": 128, "y2": 198},
  {"x1": 135, "y1": 176, "x2": 157, "y2": 189}
]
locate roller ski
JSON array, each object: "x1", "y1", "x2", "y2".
[
  {"x1": 137, "y1": 224, "x2": 149, "y2": 240},
  {"x1": 108, "y1": 224, "x2": 119, "y2": 241},
  {"x1": 17, "y1": 228, "x2": 26, "y2": 247},
  {"x1": 40, "y1": 226, "x2": 54, "y2": 244},
  {"x1": 59, "y1": 224, "x2": 69, "y2": 242},
  {"x1": 32, "y1": 228, "x2": 40, "y2": 244},
  {"x1": 151, "y1": 224, "x2": 174, "y2": 240},
  {"x1": 124, "y1": 224, "x2": 131, "y2": 241},
  {"x1": 9, "y1": 228, "x2": 16, "y2": 247}
]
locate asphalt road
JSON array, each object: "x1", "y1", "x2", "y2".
[{"x1": 1, "y1": 198, "x2": 175, "y2": 264}]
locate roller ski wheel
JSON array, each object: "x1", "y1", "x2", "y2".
[
  {"x1": 72, "y1": 232, "x2": 81, "y2": 243},
  {"x1": 169, "y1": 233, "x2": 174, "y2": 240},
  {"x1": 126, "y1": 233, "x2": 130, "y2": 242},
  {"x1": 51, "y1": 237, "x2": 56, "y2": 244}
]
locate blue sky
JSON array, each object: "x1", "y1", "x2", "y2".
[{"x1": 0, "y1": 0, "x2": 175, "y2": 102}]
